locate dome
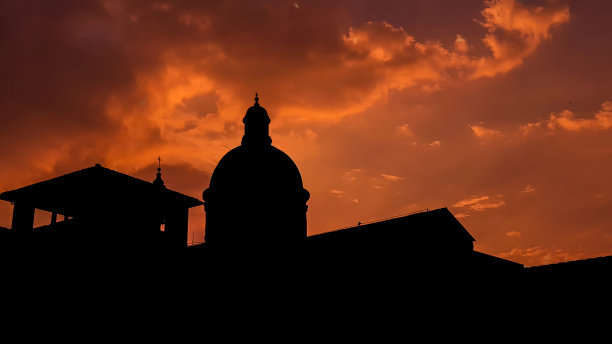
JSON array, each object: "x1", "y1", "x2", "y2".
[
  {"x1": 207, "y1": 145, "x2": 307, "y2": 200},
  {"x1": 202, "y1": 94, "x2": 309, "y2": 246}
]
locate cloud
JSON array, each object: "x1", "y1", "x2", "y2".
[
  {"x1": 500, "y1": 246, "x2": 546, "y2": 259},
  {"x1": 474, "y1": 0, "x2": 570, "y2": 77},
  {"x1": 429, "y1": 140, "x2": 441, "y2": 147},
  {"x1": 499, "y1": 246, "x2": 588, "y2": 267},
  {"x1": 547, "y1": 101, "x2": 612, "y2": 131},
  {"x1": 505, "y1": 231, "x2": 522, "y2": 237},
  {"x1": 396, "y1": 124, "x2": 414, "y2": 136},
  {"x1": 522, "y1": 185, "x2": 536, "y2": 193},
  {"x1": 454, "y1": 196, "x2": 491, "y2": 207},
  {"x1": 343, "y1": 0, "x2": 571, "y2": 100},
  {"x1": 343, "y1": 169, "x2": 363, "y2": 181},
  {"x1": 470, "y1": 200, "x2": 506, "y2": 211},
  {"x1": 330, "y1": 190, "x2": 345, "y2": 199},
  {"x1": 454, "y1": 34, "x2": 469, "y2": 54},
  {"x1": 335, "y1": 0, "x2": 569, "y2": 119},
  {"x1": 381, "y1": 174, "x2": 404, "y2": 182},
  {"x1": 344, "y1": 21, "x2": 416, "y2": 63},
  {"x1": 470, "y1": 124, "x2": 500, "y2": 138},
  {"x1": 454, "y1": 195, "x2": 506, "y2": 211},
  {"x1": 519, "y1": 122, "x2": 542, "y2": 136},
  {"x1": 517, "y1": 101, "x2": 612, "y2": 136}
]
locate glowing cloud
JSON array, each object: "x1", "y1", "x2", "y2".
[
  {"x1": 518, "y1": 101, "x2": 612, "y2": 135},
  {"x1": 454, "y1": 195, "x2": 506, "y2": 211},
  {"x1": 381, "y1": 174, "x2": 405, "y2": 182},
  {"x1": 470, "y1": 200, "x2": 506, "y2": 211},
  {"x1": 474, "y1": 0, "x2": 570, "y2": 77},
  {"x1": 522, "y1": 185, "x2": 536, "y2": 193},
  {"x1": 342, "y1": 169, "x2": 363, "y2": 182},
  {"x1": 499, "y1": 246, "x2": 590, "y2": 267},
  {"x1": 397, "y1": 124, "x2": 414, "y2": 136},
  {"x1": 454, "y1": 34, "x2": 469, "y2": 53},
  {"x1": 547, "y1": 101, "x2": 612, "y2": 131},
  {"x1": 470, "y1": 124, "x2": 500, "y2": 138},
  {"x1": 341, "y1": 0, "x2": 569, "y2": 113},
  {"x1": 454, "y1": 196, "x2": 491, "y2": 207}
]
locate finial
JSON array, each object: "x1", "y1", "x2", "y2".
[
  {"x1": 153, "y1": 156, "x2": 165, "y2": 187},
  {"x1": 254, "y1": 92, "x2": 259, "y2": 105}
]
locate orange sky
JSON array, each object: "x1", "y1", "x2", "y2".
[{"x1": 1, "y1": 0, "x2": 612, "y2": 266}]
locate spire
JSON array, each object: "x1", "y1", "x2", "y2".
[
  {"x1": 153, "y1": 156, "x2": 165, "y2": 188},
  {"x1": 254, "y1": 92, "x2": 259, "y2": 105}
]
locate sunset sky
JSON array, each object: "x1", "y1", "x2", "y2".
[{"x1": 2, "y1": 0, "x2": 612, "y2": 266}]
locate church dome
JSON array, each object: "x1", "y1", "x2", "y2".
[
  {"x1": 207, "y1": 145, "x2": 307, "y2": 201},
  {"x1": 202, "y1": 94, "x2": 309, "y2": 246}
]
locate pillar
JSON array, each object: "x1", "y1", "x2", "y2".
[{"x1": 11, "y1": 202, "x2": 35, "y2": 231}]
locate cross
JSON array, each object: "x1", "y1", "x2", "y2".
[{"x1": 157, "y1": 156, "x2": 162, "y2": 170}]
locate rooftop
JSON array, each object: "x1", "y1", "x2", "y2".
[{"x1": 0, "y1": 164, "x2": 203, "y2": 216}]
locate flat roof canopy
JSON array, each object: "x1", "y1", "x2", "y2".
[{"x1": 0, "y1": 164, "x2": 203, "y2": 216}]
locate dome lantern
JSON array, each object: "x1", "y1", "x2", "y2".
[{"x1": 241, "y1": 93, "x2": 272, "y2": 147}]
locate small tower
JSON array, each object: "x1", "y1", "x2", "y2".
[{"x1": 153, "y1": 156, "x2": 165, "y2": 188}]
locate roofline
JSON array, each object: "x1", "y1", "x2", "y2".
[
  {"x1": 0, "y1": 165, "x2": 98, "y2": 202},
  {"x1": 0, "y1": 164, "x2": 203, "y2": 208},
  {"x1": 308, "y1": 207, "x2": 474, "y2": 241},
  {"x1": 472, "y1": 251, "x2": 524, "y2": 268}
]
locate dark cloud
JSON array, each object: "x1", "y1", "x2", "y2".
[{"x1": 176, "y1": 92, "x2": 218, "y2": 118}]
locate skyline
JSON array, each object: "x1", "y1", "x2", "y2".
[{"x1": 1, "y1": 0, "x2": 611, "y2": 266}]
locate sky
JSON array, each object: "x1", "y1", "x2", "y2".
[{"x1": 1, "y1": 0, "x2": 611, "y2": 266}]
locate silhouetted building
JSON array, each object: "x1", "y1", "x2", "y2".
[
  {"x1": 4, "y1": 96, "x2": 612, "y2": 295},
  {"x1": 0, "y1": 164, "x2": 202, "y2": 255},
  {"x1": 306, "y1": 207, "x2": 523, "y2": 275},
  {"x1": 202, "y1": 94, "x2": 310, "y2": 247},
  {"x1": 525, "y1": 255, "x2": 612, "y2": 276},
  {"x1": 0, "y1": 96, "x2": 525, "y2": 278}
]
